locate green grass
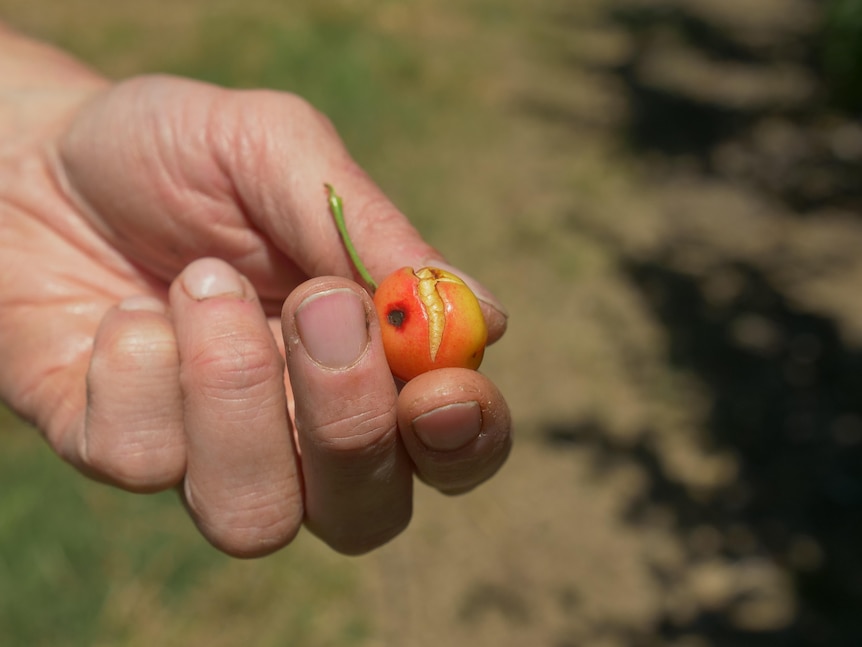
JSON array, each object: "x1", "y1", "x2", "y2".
[
  {"x1": 0, "y1": 418, "x2": 193, "y2": 646},
  {"x1": 823, "y1": 0, "x2": 862, "y2": 111},
  {"x1": 166, "y1": 10, "x2": 429, "y2": 156},
  {"x1": 0, "y1": 411, "x2": 373, "y2": 646}
]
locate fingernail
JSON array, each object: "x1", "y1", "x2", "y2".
[
  {"x1": 426, "y1": 260, "x2": 509, "y2": 319},
  {"x1": 181, "y1": 258, "x2": 246, "y2": 300},
  {"x1": 295, "y1": 288, "x2": 369, "y2": 369},
  {"x1": 118, "y1": 296, "x2": 166, "y2": 313},
  {"x1": 412, "y1": 401, "x2": 482, "y2": 451}
]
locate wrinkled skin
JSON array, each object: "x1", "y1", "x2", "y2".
[{"x1": 0, "y1": 25, "x2": 511, "y2": 557}]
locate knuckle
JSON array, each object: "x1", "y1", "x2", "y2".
[
  {"x1": 229, "y1": 90, "x2": 338, "y2": 157},
  {"x1": 304, "y1": 400, "x2": 399, "y2": 454},
  {"x1": 274, "y1": 91, "x2": 336, "y2": 135},
  {"x1": 92, "y1": 323, "x2": 178, "y2": 380},
  {"x1": 184, "y1": 334, "x2": 283, "y2": 400}
]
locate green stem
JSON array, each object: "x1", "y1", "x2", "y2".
[{"x1": 326, "y1": 183, "x2": 378, "y2": 292}]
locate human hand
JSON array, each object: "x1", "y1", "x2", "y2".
[{"x1": 0, "y1": 29, "x2": 510, "y2": 556}]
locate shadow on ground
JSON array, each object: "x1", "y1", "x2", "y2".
[
  {"x1": 546, "y1": 258, "x2": 862, "y2": 646},
  {"x1": 535, "y1": 1, "x2": 862, "y2": 645},
  {"x1": 536, "y1": 0, "x2": 862, "y2": 215},
  {"x1": 608, "y1": 1, "x2": 862, "y2": 215}
]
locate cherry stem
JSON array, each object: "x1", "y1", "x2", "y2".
[{"x1": 326, "y1": 183, "x2": 378, "y2": 293}]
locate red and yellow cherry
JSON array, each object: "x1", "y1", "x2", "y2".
[
  {"x1": 326, "y1": 184, "x2": 488, "y2": 381},
  {"x1": 374, "y1": 267, "x2": 488, "y2": 381}
]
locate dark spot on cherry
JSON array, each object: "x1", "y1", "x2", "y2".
[{"x1": 387, "y1": 309, "x2": 406, "y2": 328}]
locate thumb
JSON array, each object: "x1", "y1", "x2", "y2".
[{"x1": 217, "y1": 90, "x2": 508, "y2": 342}]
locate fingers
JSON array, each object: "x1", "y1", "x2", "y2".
[
  {"x1": 282, "y1": 277, "x2": 413, "y2": 555},
  {"x1": 397, "y1": 369, "x2": 512, "y2": 495},
  {"x1": 83, "y1": 297, "x2": 185, "y2": 492},
  {"x1": 169, "y1": 259, "x2": 303, "y2": 557},
  {"x1": 82, "y1": 261, "x2": 510, "y2": 558},
  {"x1": 81, "y1": 259, "x2": 302, "y2": 557},
  {"x1": 84, "y1": 259, "x2": 303, "y2": 557}
]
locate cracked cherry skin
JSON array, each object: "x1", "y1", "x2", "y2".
[{"x1": 373, "y1": 267, "x2": 488, "y2": 382}]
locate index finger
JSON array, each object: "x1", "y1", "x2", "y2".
[{"x1": 282, "y1": 276, "x2": 413, "y2": 555}]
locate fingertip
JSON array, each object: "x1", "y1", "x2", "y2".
[
  {"x1": 293, "y1": 285, "x2": 370, "y2": 371},
  {"x1": 397, "y1": 369, "x2": 512, "y2": 494},
  {"x1": 182, "y1": 479, "x2": 305, "y2": 558},
  {"x1": 481, "y1": 301, "x2": 508, "y2": 345},
  {"x1": 117, "y1": 295, "x2": 168, "y2": 314},
  {"x1": 281, "y1": 276, "x2": 377, "y2": 380},
  {"x1": 174, "y1": 257, "x2": 249, "y2": 302}
]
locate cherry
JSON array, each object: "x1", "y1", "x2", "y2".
[
  {"x1": 327, "y1": 185, "x2": 488, "y2": 381},
  {"x1": 373, "y1": 266, "x2": 487, "y2": 381}
]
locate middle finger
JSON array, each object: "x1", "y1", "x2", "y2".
[{"x1": 170, "y1": 258, "x2": 303, "y2": 557}]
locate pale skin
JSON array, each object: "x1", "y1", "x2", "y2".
[{"x1": 0, "y1": 24, "x2": 511, "y2": 557}]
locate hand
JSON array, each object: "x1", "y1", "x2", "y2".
[{"x1": 0, "y1": 28, "x2": 510, "y2": 556}]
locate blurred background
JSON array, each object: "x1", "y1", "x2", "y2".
[{"x1": 1, "y1": 0, "x2": 861, "y2": 645}]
